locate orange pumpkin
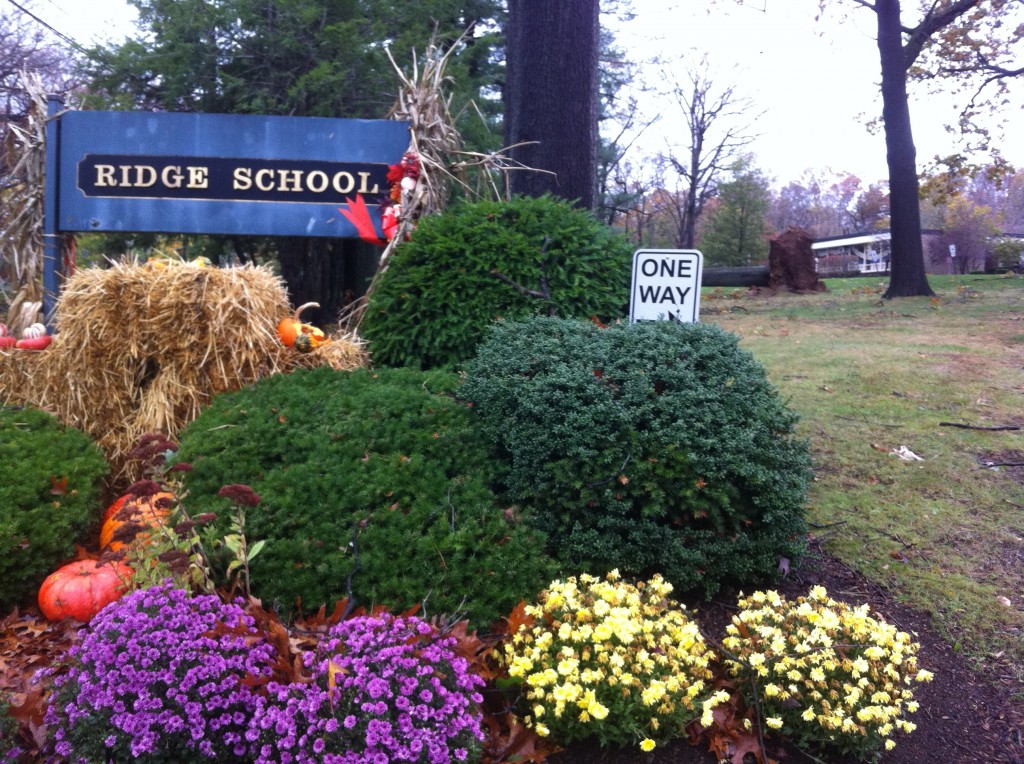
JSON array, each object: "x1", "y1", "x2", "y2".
[
  {"x1": 100, "y1": 492, "x2": 174, "y2": 551},
  {"x1": 103, "y1": 493, "x2": 131, "y2": 523},
  {"x1": 38, "y1": 560, "x2": 133, "y2": 622},
  {"x1": 276, "y1": 302, "x2": 328, "y2": 349}
]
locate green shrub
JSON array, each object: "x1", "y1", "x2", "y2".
[
  {"x1": 174, "y1": 367, "x2": 556, "y2": 627},
  {"x1": 362, "y1": 195, "x2": 632, "y2": 370},
  {"x1": 1, "y1": 693, "x2": 20, "y2": 762},
  {"x1": 460, "y1": 317, "x2": 811, "y2": 596},
  {"x1": 0, "y1": 407, "x2": 108, "y2": 609}
]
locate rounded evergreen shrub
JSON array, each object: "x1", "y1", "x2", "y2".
[
  {"x1": 174, "y1": 367, "x2": 555, "y2": 627},
  {"x1": 460, "y1": 316, "x2": 812, "y2": 596},
  {"x1": 0, "y1": 407, "x2": 108, "y2": 609},
  {"x1": 361, "y1": 194, "x2": 632, "y2": 370}
]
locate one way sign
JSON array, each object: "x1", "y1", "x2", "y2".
[{"x1": 629, "y1": 249, "x2": 703, "y2": 323}]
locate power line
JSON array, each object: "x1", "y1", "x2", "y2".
[{"x1": 4, "y1": 0, "x2": 86, "y2": 51}]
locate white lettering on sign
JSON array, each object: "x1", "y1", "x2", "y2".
[{"x1": 629, "y1": 249, "x2": 703, "y2": 323}]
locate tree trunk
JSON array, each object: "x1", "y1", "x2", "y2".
[
  {"x1": 682, "y1": 142, "x2": 701, "y2": 249},
  {"x1": 876, "y1": 0, "x2": 935, "y2": 298},
  {"x1": 504, "y1": 0, "x2": 599, "y2": 210},
  {"x1": 276, "y1": 238, "x2": 377, "y2": 326},
  {"x1": 702, "y1": 266, "x2": 769, "y2": 288}
]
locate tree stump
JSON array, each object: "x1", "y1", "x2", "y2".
[{"x1": 768, "y1": 227, "x2": 826, "y2": 292}]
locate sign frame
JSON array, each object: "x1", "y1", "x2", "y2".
[
  {"x1": 628, "y1": 249, "x2": 703, "y2": 323},
  {"x1": 41, "y1": 101, "x2": 410, "y2": 318},
  {"x1": 55, "y1": 109, "x2": 410, "y2": 239}
]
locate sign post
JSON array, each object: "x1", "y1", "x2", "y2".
[{"x1": 629, "y1": 249, "x2": 703, "y2": 323}]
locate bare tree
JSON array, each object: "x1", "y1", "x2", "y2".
[
  {"x1": 0, "y1": 6, "x2": 78, "y2": 153},
  {"x1": 769, "y1": 171, "x2": 889, "y2": 238},
  {"x1": 660, "y1": 55, "x2": 757, "y2": 249}
]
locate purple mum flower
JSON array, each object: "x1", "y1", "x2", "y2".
[
  {"x1": 247, "y1": 613, "x2": 485, "y2": 763},
  {"x1": 45, "y1": 580, "x2": 276, "y2": 762}
]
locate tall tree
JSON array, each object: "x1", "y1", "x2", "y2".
[
  {"x1": 82, "y1": 0, "x2": 503, "y2": 322},
  {"x1": 834, "y1": 0, "x2": 1022, "y2": 298},
  {"x1": 504, "y1": 0, "x2": 600, "y2": 209},
  {"x1": 661, "y1": 55, "x2": 756, "y2": 249},
  {"x1": 699, "y1": 158, "x2": 771, "y2": 266}
]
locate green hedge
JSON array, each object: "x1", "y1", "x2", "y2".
[
  {"x1": 461, "y1": 317, "x2": 812, "y2": 596},
  {"x1": 174, "y1": 367, "x2": 555, "y2": 626},
  {"x1": 362, "y1": 195, "x2": 632, "y2": 369},
  {"x1": 0, "y1": 407, "x2": 108, "y2": 609}
]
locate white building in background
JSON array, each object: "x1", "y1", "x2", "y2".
[{"x1": 812, "y1": 230, "x2": 943, "y2": 276}]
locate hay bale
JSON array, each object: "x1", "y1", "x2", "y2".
[{"x1": 0, "y1": 262, "x2": 368, "y2": 485}]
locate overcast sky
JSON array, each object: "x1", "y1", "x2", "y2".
[
  {"x1": 611, "y1": 0, "x2": 1024, "y2": 188},
  {"x1": 23, "y1": 0, "x2": 1024, "y2": 189}
]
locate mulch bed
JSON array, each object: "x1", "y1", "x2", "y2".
[{"x1": 550, "y1": 543, "x2": 1024, "y2": 764}]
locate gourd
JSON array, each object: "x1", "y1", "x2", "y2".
[
  {"x1": 21, "y1": 323, "x2": 47, "y2": 339},
  {"x1": 37, "y1": 560, "x2": 133, "y2": 622},
  {"x1": 99, "y1": 492, "x2": 174, "y2": 551},
  {"x1": 15, "y1": 322, "x2": 51, "y2": 350},
  {"x1": 276, "y1": 302, "x2": 328, "y2": 350}
]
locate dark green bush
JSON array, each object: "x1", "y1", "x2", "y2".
[
  {"x1": 460, "y1": 317, "x2": 812, "y2": 596},
  {"x1": 361, "y1": 194, "x2": 632, "y2": 370},
  {"x1": 0, "y1": 407, "x2": 108, "y2": 609},
  {"x1": 174, "y1": 367, "x2": 555, "y2": 627}
]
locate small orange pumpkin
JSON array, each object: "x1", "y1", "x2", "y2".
[
  {"x1": 100, "y1": 492, "x2": 174, "y2": 551},
  {"x1": 38, "y1": 560, "x2": 133, "y2": 622},
  {"x1": 276, "y1": 302, "x2": 328, "y2": 349}
]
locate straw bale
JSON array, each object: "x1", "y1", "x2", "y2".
[{"x1": 0, "y1": 262, "x2": 369, "y2": 486}]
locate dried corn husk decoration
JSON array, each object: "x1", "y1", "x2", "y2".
[
  {"x1": 343, "y1": 33, "x2": 538, "y2": 331},
  {"x1": 1, "y1": 71, "x2": 48, "y2": 336}
]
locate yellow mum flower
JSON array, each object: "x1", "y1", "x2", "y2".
[
  {"x1": 535, "y1": 723, "x2": 550, "y2": 737},
  {"x1": 765, "y1": 717, "x2": 784, "y2": 730},
  {"x1": 639, "y1": 738, "x2": 656, "y2": 752}
]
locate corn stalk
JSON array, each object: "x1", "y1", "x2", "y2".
[
  {"x1": 347, "y1": 33, "x2": 542, "y2": 328},
  {"x1": 1, "y1": 71, "x2": 48, "y2": 334}
]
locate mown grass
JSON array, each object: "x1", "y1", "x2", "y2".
[{"x1": 703, "y1": 273, "x2": 1024, "y2": 689}]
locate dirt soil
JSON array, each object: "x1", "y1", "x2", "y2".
[{"x1": 550, "y1": 542, "x2": 1024, "y2": 764}]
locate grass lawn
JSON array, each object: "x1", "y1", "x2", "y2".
[{"x1": 701, "y1": 273, "x2": 1024, "y2": 695}]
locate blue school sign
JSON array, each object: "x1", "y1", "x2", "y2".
[{"x1": 42, "y1": 100, "x2": 410, "y2": 315}]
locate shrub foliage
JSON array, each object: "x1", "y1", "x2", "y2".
[
  {"x1": 174, "y1": 367, "x2": 555, "y2": 626},
  {"x1": 461, "y1": 317, "x2": 811, "y2": 596},
  {"x1": 0, "y1": 407, "x2": 108, "y2": 609},
  {"x1": 361, "y1": 195, "x2": 632, "y2": 369}
]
